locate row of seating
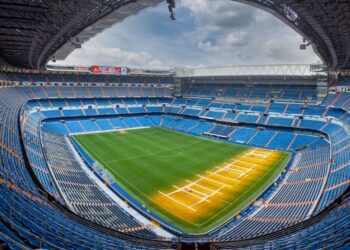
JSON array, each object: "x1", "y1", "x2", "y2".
[
  {"x1": 13, "y1": 86, "x2": 173, "y2": 99},
  {"x1": 323, "y1": 92, "x2": 350, "y2": 111},
  {"x1": 186, "y1": 83, "x2": 318, "y2": 101},
  {"x1": 26, "y1": 97, "x2": 172, "y2": 109},
  {"x1": 0, "y1": 72, "x2": 173, "y2": 85}
]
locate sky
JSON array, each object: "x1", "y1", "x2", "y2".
[{"x1": 51, "y1": 0, "x2": 321, "y2": 69}]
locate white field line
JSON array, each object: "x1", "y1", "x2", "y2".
[
  {"x1": 185, "y1": 180, "x2": 222, "y2": 193},
  {"x1": 173, "y1": 185, "x2": 211, "y2": 202},
  {"x1": 224, "y1": 160, "x2": 256, "y2": 170},
  {"x1": 249, "y1": 149, "x2": 271, "y2": 155},
  {"x1": 218, "y1": 165, "x2": 247, "y2": 175},
  {"x1": 167, "y1": 180, "x2": 201, "y2": 196},
  {"x1": 197, "y1": 175, "x2": 233, "y2": 187},
  {"x1": 167, "y1": 183, "x2": 191, "y2": 196},
  {"x1": 216, "y1": 166, "x2": 244, "y2": 175},
  {"x1": 174, "y1": 184, "x2": 218, "y2": 196},
  {"x1": 214, "y1": 168, "x2": 243, "y2": 182},
  {"x1": 206, "y1": 171, "x2": 240, "y2": 182},
  {"x1": 217, "y1": 165, "x2": 248, "y2": 175},
  {"x1": 239, "y1": 155, "x2": 269, "y2": 162},
  {"x1": 247, "y1": 152, "x2": 272, "y2": 159},
  {"x1": 233, "y1": 159, "x2": 258, "y2": 167},
  {"x1": 159, "y1": 149, "x2": 275, "y2": 212},
  {"x1": 230, "y1": 164, "x2": 252, "y2": 172},
  {"x1": 199, "y1": 152, "x2": 286, "y2": 227},
  {"x1": 159, "y1": 191, "x2": 197, "y2": 211},
  {"x1": 189, "y1": 186, "x2": 226, "y2": 209}
]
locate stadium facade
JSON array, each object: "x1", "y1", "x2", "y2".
[{"x1": 0, "y1": 0, "x2": 350, "y2": 249}]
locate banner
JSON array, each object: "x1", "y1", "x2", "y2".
[
  {"x1": 46, "y1": 65, "x2": 89, "y2": 72},
  {"x1": 74, "y1": 66, "x2": 89, "y2": 72},
  {"x1": 90, "y1": 66, "x2": 127, "y2": 75},
  {"x1": 91, "y1": 65, "x2": 101, "y2": 73}
]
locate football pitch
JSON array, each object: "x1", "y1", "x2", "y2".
[{"x1": 73, "y1": 127, "x2": 290, "y2": 234}]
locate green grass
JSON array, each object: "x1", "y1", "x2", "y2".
[{"x1": 73, "y1": 127, "x2": 290, "y2": 234}]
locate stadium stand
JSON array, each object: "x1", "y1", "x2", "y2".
[
  {"x1": 0, "y1": 88, "x2": 174, "y2": 249},
  {"x1": 0, "y1": 65, "x2": 349, "y2": 249},
  {"x1": 1, "y1": 0, "x2": 350, "y2": 247},
  {"x1": 18, "y1": 81, "x2": 345, "y2": 240},
  {"x1": 1, "y1": 0, "x2": 350, "y2": 245},
  {"x1": 41, "y1": 131, "x2": 157, "y2": 238}
]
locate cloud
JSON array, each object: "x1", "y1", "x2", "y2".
[
  {"x1": 181, "y1": 0, "x2": 255, "y2": 30},
  {"x1": 262, "y1": 35, "x2": 316, "y2": 63},
  {"x1": 198, "y1": 41, "x2": 220, "y2": 52},
  {"x1": 226, "y1": 32, "x2": 249, "y2": 47},
  {"x1": 51, "y1": 41, "x2": 169, "y2": 69},
  {"x1": 180, "y1": 0, "x2": 319, "y2": 66},
  {"x1": 51, "y1": 0, "x2": 320, "y2": 68}
]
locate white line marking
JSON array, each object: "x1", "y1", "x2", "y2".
[
  {"x1": 197, "y1": 175, "x2": 233, "y2": 187},
  {"x1": 190, "y1": 186, "x2": 226, "y2": 208},
  {"x1": 177, "y1": 184, "x2": 217, "y2": 196},
  {"x1": 217, "y1": 166, "x2": 246, "y2": 175},
  {"x1": 157, "y1": 148, "x2": 280, "y2": 212},
  {"x1": 185, "y1": 180, "x2": 223, "y2": 194},
  {"x1": 206, "y1": 171, "x2": 240, "y2": 182},
  {"x1": 173, "y1": 185, "x2": 211, "y2": 202},
  {"x1": 159, "y1": 192, "x2": 197, "y2": 211}
]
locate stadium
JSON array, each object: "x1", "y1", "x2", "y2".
[{"x1": 0, "y1": 0, "x2": 350, "y2": 249}]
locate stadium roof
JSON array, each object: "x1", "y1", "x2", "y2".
[
  {"x1": 175, "y1": 64, "x2": 322, "y2": 77},
  {"x1": 0, "y1": 0, "x2": 161, "y2": 69},
  {"x1": 236, "y1": 0, "x2": 350, "y2": 71},
  {"x1": 0, "y1": 0, "x2": 349, "y2": 71}
]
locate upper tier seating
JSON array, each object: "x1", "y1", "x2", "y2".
[
  {"x1": 15, "y1": 85, "x2": 174, "y2": 99},
  {"x1": 323, "y1": 92, "x2": 350, "y2": 112},
  {"x1": 186, "y1": 84, "x2": 318, "y2": 101}
]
